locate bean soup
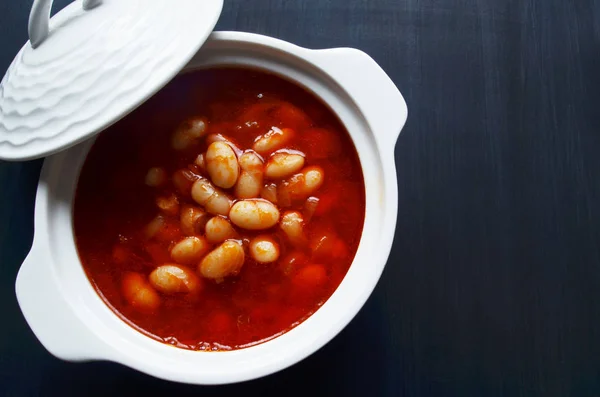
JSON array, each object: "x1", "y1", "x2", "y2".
[{"x1": 74, "y1": 68, "x2": 365, "y2": 351}]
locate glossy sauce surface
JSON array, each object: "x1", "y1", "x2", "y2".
[{"x1": 74, "y1": 68, "x2": 365, "y2": 350}]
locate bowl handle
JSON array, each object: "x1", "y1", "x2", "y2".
[
  {"x1": 307, "y1": 48, "x2": 408, "y2": 152},
  {"x1": 15, "y1": 238, "x2": 109, "y2": 361},
  {"x1": 29, "y1": 0, "x2": 102, "y2": 48}
]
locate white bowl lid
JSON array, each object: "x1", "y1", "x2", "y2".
[{"x1": 0, "y1": 0, "x2": 223, "y2": 161}]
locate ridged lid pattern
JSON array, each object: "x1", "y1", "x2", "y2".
[{"x1": 0, "y1": 0, "x2": 223, "y2": 160}]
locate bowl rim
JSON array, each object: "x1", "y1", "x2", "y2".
[{"x1": 16, "y1": 31, "x2": 407, "y2": 385}]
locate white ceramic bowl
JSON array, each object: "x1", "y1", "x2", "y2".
[{"x1": 15, "y1": 31, "x2": 407, "y2": 385}]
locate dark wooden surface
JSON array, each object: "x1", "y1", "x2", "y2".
[{"x1": 1, "y1": 0, "x2": 600, "y2": 396}]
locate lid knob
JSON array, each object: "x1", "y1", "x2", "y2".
[{"x1": 29, "y1": 0, "x2": 103, "y2": 48}]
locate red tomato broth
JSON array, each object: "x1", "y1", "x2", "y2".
[{"x1": 74, "y1": 67, "x2": 365, "y2": 350}]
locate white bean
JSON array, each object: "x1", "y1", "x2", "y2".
[
  {"x1": 191, "y1": 177, "x2": 232, "y2": 216},
  {"x1": 206, "y1": 133, "x2": 243, "y2": 156},
  {"x1": 264, "y1": 151, "x2": 305, "y2": 179},
  {"x1": 303, "y1": 196, "x2": 319, "y2": 223},
  {"x1": 179, "y1": 205, "x2": 210, "y2": 236},
  {"x1": 145, "y1": 167, "x2": 167, "y2": 187},
  {"x1": 172, "y1": 168, "x2": 200, "y2": 197},
  {"x1": 205, "y1": 216, "x2": 237, "y2": 244},
  {"x1": 206, "y1": 133, "x2": 226, "y2": 145},
  {"x1": 194, "y1": 153, "x2": 206, "y2": 173},
  {"x1": 144, "y1": 215, "x2": 166, "y2": 239},
  {"x1": 235, "y1": 151, "x2": 264, "y2": 199},
  {"x1": 206, "y1": 141, "x2": 240, "y2": 189},
  {"x1": 171, "y1": 117, "x2": 208, "y2": 150},
  {"x1": 122, "y1": 272, "x2": 161, "y2": 312},
  {"x1": 229, "y1": 199, "x2": 280, "y2": 230},
  {"x1": 278, "y1": 166, "x2": 325, "y2": 202},
  {"x1": 156, "y1": 194, "x2": 179, "y2": 216},
  {"x1": 149, "y1": 264, "x2": 201, "y2": 294},
  {"x1": 303, "y1": 166, "x2": 325, "y2": 192},
  {"x1": 260, "y1": 183, "x2": 278, "y2": 204},
  {"x1": 280, "y1": 211, "x2": 307, "y2": 246},
  {"x1": 249, "y1": 235, "x2": 280, "y2": 263},
  {"x1": 170, "y1": 236, "x2": 210, "y2": 265},
  {"x1": 253, "y1": 127, "x2": 294, "y2": 155},
  {"x1": 198, "y1": 240, "x2": 245, "y2": 279}
]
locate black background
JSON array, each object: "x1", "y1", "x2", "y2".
[{"x1": 1, "y1": 1, "x2": 600, "y2": 396}]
